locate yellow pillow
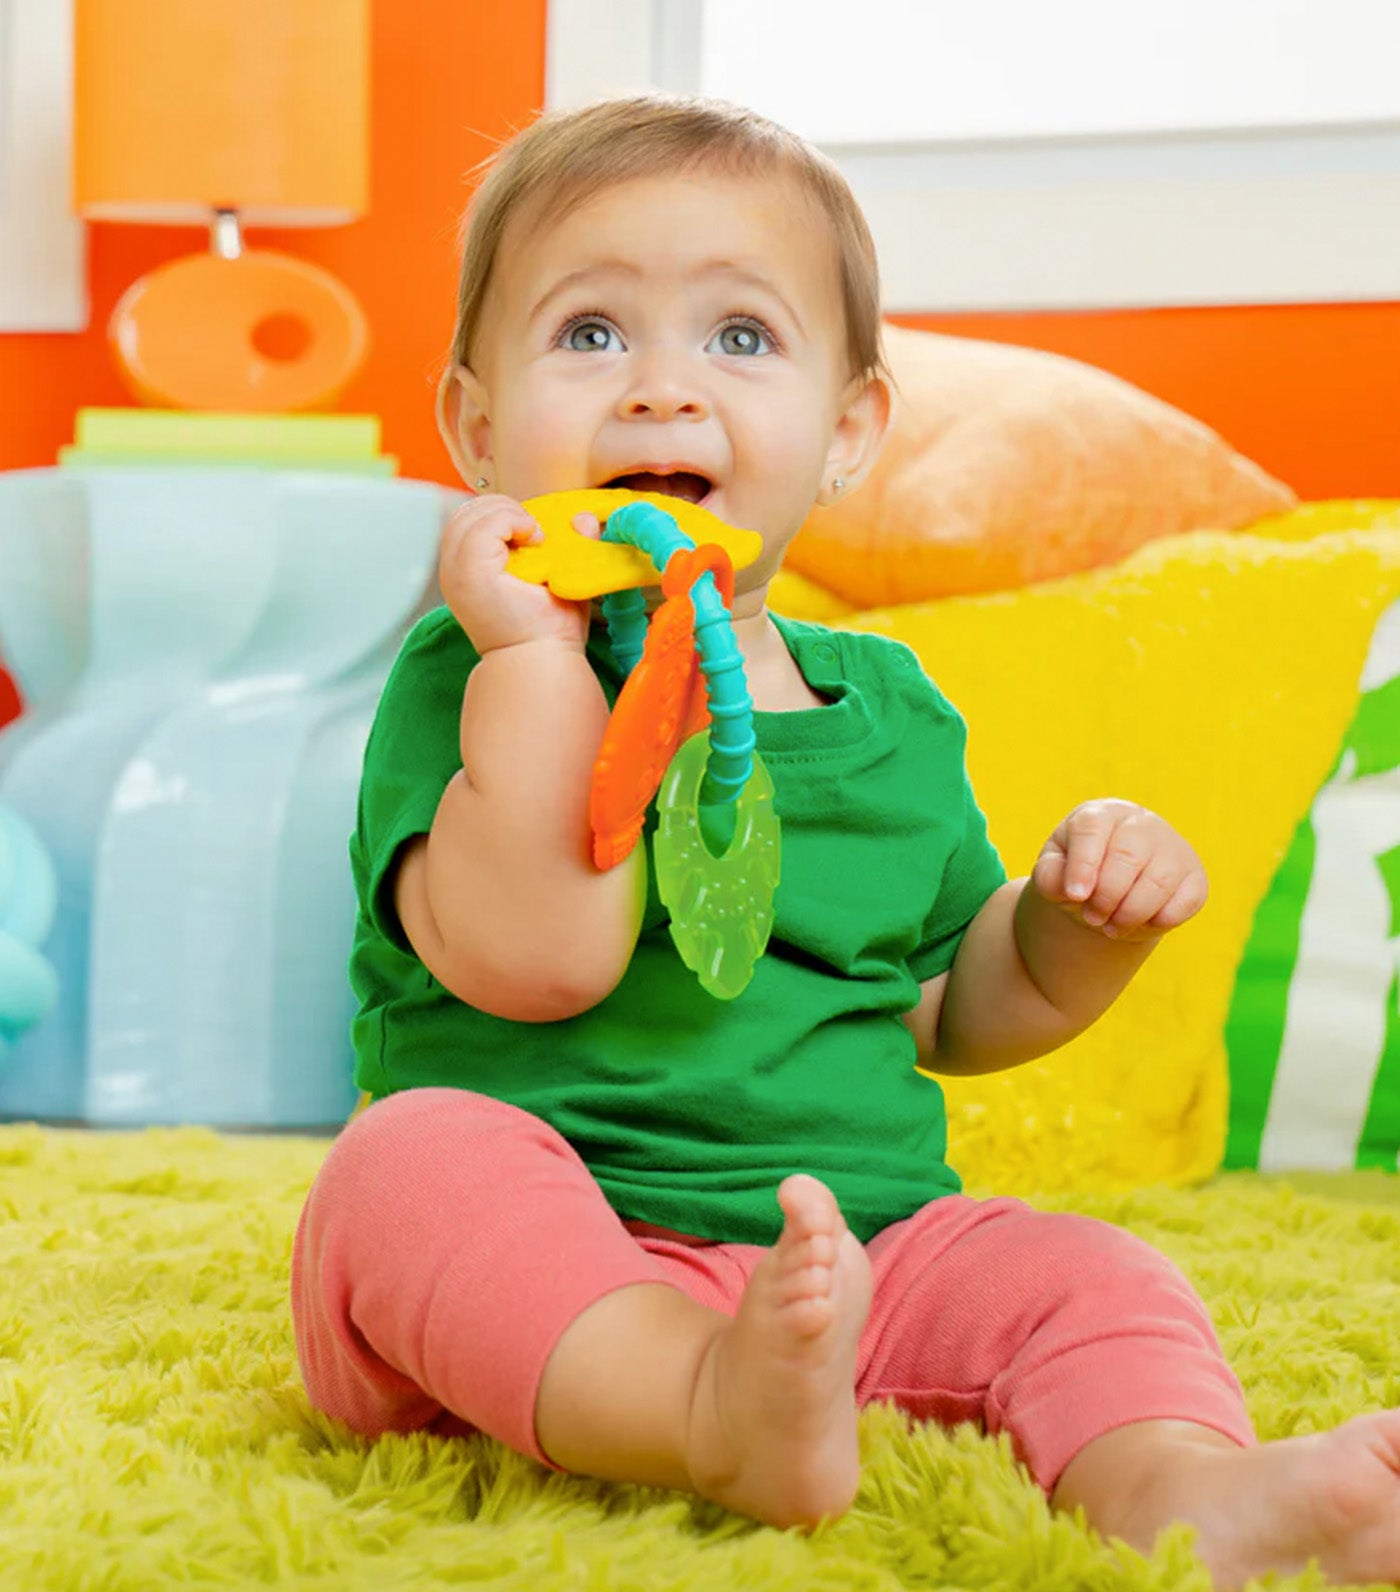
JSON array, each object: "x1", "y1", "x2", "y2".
[
  {"x1": 793, "y1": 510, "x2": 1400, "y2": 1193},
  {"x1": 786, "y1": 324, "x2": 1296, "y2": 608},
  {"x1": 765, "y1": 567, "x2": 855, "y2": 622}
]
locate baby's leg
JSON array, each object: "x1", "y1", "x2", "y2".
[
  {"x1": 1054, "y1": 1411, "x2": 1400, "y2": 1588},
  {"x1": 859, "y1": 1197, "x2": 1255, "y2": 1485},
  {"x1": 293, "y1": 1091, "x2": 870, "y2": 1527},
  {"x1": 966, "y1": 1212, "x2": 1400, "y2": 1585},
  {"x1": 537, "y1": 1172, "x2": 871, "y2": 1527},
  {"x1": 862, "y1": 1199, "x2": 1400, "y2": 1587},
  {"x1": 291, "y1": 1088, "x2": 668, "y2": 1451}
]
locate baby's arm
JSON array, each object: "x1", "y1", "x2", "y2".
[
  {"x1": 911, "y1": 799, "x2": 1206, "y2": 1076},
  {"x1": 393, "y1": 498, "x2": 647, "y2": 1023}
]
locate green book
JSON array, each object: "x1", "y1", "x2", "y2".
[
  {"x1": 65, "y1": 409, "x2": 391, "y2": 470},
  {"x1": 59, "y1": 447, "x2": 397, "y2": 476}
]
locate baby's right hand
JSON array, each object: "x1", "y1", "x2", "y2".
[{"x1": 439, "y1": 493, "x2": 597, "y2": 656}]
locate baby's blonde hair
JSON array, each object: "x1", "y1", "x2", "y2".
[{"x1": 449, "y1": 94, "x2": 887, "y2": 383}]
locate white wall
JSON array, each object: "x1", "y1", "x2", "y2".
[
  {"x1": 699, "y1": 0, "x2": 1400, "y2": 144},
  {"x1": 547, "y1": 0, "x2": 1400, "y2": 311}
]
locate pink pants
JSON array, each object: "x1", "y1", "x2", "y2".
[{"x1": 291, "y1": 1089, "x2": 1255, "y2": 1492}]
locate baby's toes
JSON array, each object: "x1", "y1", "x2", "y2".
[
  {"x1": 789, "y1": 1229, "x2": 837, "y2": 1272},
  {"x1": 780, "y1": 1257, "x2": 833, "y2": 1302},
  {"x1": 781, "y1": 1283, "x2": 836, "y2": 1337},
  {"x1": 776, "y1": 1175, "x2": 845, "y2": 1244}
]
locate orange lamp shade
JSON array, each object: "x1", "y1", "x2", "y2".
[{"x1": 73, "y1": 0, "x2": 369, "y2": 226}]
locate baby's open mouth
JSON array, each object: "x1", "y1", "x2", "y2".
[{"x1": 604, "y1": 471, "x2": 712, "y2": 505}]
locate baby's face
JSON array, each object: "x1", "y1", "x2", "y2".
[{"x1": 465, "y1": 170, "x2": 860, "y2": 586}]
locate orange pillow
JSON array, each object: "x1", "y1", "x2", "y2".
[{"x1": 786, "y1": 324, "x2": 1296, "y2": 608}]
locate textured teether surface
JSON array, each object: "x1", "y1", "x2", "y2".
[
  {"x1": 590, "y1": 592, "x2": 709, "y2": 869},
  {"x1": 654, "y1": 731, "x2": 779, "y2": 999}
]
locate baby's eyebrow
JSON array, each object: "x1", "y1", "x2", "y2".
[
  {"x1": 528, "y1": 262, "x2": 642, "y2": 325},
  {"x1": 527, "y1": 259, "x2": 805, "y2": 336},
  {"x1": 715, "y1": 264, "x2": 806, "y2": 337}
]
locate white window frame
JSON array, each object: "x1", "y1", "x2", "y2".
[
  {"x1": 545, "y1": 0, "x2": 1400, "y2": 312},
  {"x1": 0, "y1": 0, "x2": 86, "y2": 332}
]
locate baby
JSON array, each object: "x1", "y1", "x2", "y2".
[{"x1": 292, "y1": 94, "x2": 1400, "y2": 1587}]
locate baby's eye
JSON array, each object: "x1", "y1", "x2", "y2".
[
  {"x1": 560, "y1": 317, "x2": 623, "y2": 353},
  {"x1": 708, "y1": 320, "x2": 774, "y2": 357}
]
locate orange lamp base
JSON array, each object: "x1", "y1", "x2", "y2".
[{"x1": 109, "y1": 249, "x2": 369, "y2": 412}]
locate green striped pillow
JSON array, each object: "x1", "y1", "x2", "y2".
[{"x1": 1226, "y1": 600, "x2": 1400, "y2": 1171}]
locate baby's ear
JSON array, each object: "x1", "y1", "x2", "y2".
[
  {"x1": 436, "y1": 364, "x2": 493, "y2": 484},
  {"x1": 825, "y1": 371, "x2": 892, "y2": 500}
]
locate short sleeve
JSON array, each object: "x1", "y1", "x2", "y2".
[
  {"x1": 350, "y1": 608, "x2": 478, "y2": 953},
  {"x1": 906, "y1": 715, "x2": 1007, "y2": 983}
]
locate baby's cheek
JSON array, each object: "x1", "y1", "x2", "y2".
[
  {"x1": 499, "y1": 409, "x2": 591, "y2": 494},
  {"x1": 739, "y1": 422, "x2": 828, "y2": 505}
]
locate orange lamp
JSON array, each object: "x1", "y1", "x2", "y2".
[{"x1": 72, "y1": 0, "x2": 371, "y2": 412}]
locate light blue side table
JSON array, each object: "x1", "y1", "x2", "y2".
[{"x1": 0, "y1": 467, "x2": 445, "y2": 1127}]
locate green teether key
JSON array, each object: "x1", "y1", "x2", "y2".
[{"x1": 654, "y1": 730, "x2": 780, "y2": 999}]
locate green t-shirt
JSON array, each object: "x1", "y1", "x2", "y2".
[{"x1": 349, "y1": 607, "x2": 1007, "y2": 1244}]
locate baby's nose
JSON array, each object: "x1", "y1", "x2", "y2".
[{"x1": 618, "y1": 352, "x2": 709, "y2": 421}]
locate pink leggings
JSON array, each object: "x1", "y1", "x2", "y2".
[{"x1": 291, "y1": 1089, "x2": 1255, "y2": 1492}]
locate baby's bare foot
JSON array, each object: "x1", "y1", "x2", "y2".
[
  {"x1": 1094, "y1": 1411, "x2": 1400, "y2": 1588},
  {"x1": 685, "y1": 1174, "x2": 872, "y2": 1529}
]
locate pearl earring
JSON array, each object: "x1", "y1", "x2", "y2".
[{"x1": 831, "y1": 477, "x2": 846, "y2": 496}]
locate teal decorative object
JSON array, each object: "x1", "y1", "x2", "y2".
[
  {"x1": 0, "y1": 467, "x2": 442, "y2": 1126},
  {"x1": 0, "y1": 804, "x2": 58, "y2": 1050}
]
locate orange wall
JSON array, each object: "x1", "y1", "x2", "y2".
[
  {"x1": 895, "y1": 303, "x2": 1400, "y2": 502},
  {"x1": 0, "y1": 1, "x2": 1395, "y2": 507}
]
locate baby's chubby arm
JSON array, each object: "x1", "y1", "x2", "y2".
[
  {"x1": 906, "y1": 800, "x2": 1208, "y2": 1076},
  {"x1": 393, "y1": 496, "x2": 646, "y2": 1023}
]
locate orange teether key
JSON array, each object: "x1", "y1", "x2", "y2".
[{"x1": 590, "y1": 592, "x2": 710, "y2": 869}]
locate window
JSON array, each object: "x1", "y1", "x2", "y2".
[
  {"x1": 546, "y1": 0, "x2": 1400, "y2": 309},
  {"x1": 0, "y1": 0, "x2": 86, "y2": 332}
]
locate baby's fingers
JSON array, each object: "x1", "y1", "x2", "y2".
[
  {"x1": 1100, "y1": 867, "x2": 1180, "y2": 936},
  {"x1": 442, "y1": 495, "x2": 540, "y2": 566},
  {"x1": 1031, "y1": 843, "x2": 1071, "y2": 903},
  {"x1": 1148, "y1": 870, "x2": 1209, "y2": 933},
  {"x1": 1058, "y1": 806, "x2": 1117, "y2": 904}
]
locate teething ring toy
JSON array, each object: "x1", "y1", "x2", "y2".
[
  {"x1": 654, "y1": 730, "x2": 780, "y2": 999},
  {"x1": 590, "y1": 586, "x2": 711, "y2": 869},
  {"x1": 662, "y1": 542, "x2": 735, "y2": 606},
  {"x1": 591, "y1": 539, "x2": 747, "y2": 867},
  {"x1": 510, "y1": 488, "x2": 762, "y2": 599},
  {"x1": 507, "y1": 488, "x2": 780, "y2": 998}
]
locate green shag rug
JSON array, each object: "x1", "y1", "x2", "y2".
[{"x1": 2, "y1": 1126, "x2": 1399, "y2": 1590}]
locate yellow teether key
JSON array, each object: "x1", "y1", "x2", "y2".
[{"x1": 509, "y1": 489, "x2": 763, "y2": 600}]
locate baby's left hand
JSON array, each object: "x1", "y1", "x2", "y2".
[{"x1": 1031, "y1": 799, "x2": 1208, "y2": 942}]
